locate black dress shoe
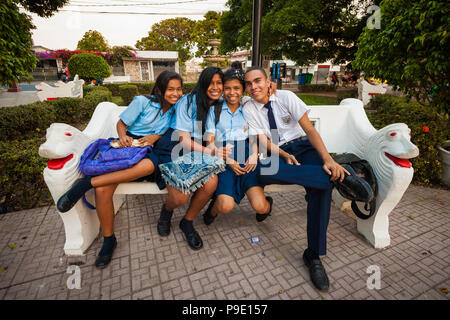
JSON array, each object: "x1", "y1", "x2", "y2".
[
  {"x1": 95, "y1": 241, "x2": 117, "y2": 269},
  {"x1": 157, "y1": 219, "x2": 171, "y2": 236},
  {"x1": 56, "y1": 178, "x2": 84, "y2": 213},
  {"x1": 256, "y1": 196, "x2": 273, "y2": 222},
  {"x1": 334, "y1": 165, "x2": 373, "y2": 202},
  {"x1": 180, "y1": 222, "x2": 203, "y2": 250},
  {"x1": 303, "y1": 249, "x2": 330, "y2": 291},
  {"x1": 203, "y1": 199, "x2": 217, "y2": 226}
]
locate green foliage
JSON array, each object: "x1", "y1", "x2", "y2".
[
  {"x1": 108, "y1": 46, "x2": 136, "y2": 66},
  {"x1": 368, "y1": 95, "x2": 450, "y2": 186},
  {"x1": 182, "y1": 82, "x2": 197, "y2": 94},
  {"x1": 220, "y1": 0, "x2": 372, "y2": 65},
  {"x1": 19, "y1": 0, "x2": 69, "y2": 17},
  {"x1": 298, "y1": 84, "x2": 336, "y2": 93},
  {"x1": 0, "y1": 0, "x2": 38, "y2": 86},
  {"x1": 68, "y1": 53, "x2": 111, "y2": 82},
  {"x1": 77, "y1": 30, "x2": 109, "y2": 52},
  {"x1": 191, "y1": 11, "x2": 224, "y2": 58},
  {"x1": 119, "y1": 85, "x2": 138, "y2": 106},
  {"x1": 135, "y1": 17, "x2": 195, "y2": 65},
  {"x1": 0, "y1": 87, "x2": 111, "y2": 141},
  {"x1": 354, "y1": 0, "x2": 449, "y2": 116},
  {"x1": 128, "y1": 82, "x2": 154, "y2": 95},
  {"x1": 0, "y1": 138, "x2": 51, "y2": 212},
  {"x1": 337, "y1": 88, "x2": 359, "y2": 103}
]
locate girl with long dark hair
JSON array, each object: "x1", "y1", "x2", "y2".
[
  {"x1": 56, "y1": 70, "x2": 183, "y2": 268},
  {"x1": 154, "y1": 66, "x2": 232, "y2": 251}
]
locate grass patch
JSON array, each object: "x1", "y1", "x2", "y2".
[{"x1": 297, "y1": 94, "x2": 339, "y2": 105}]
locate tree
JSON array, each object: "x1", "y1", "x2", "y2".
[
  {"x1": 0, "y1": 0, "x2": 69, "y2": 87},
  {"x1": 108, "y1": 46, "x2": 136, "y2": 67},
  {"x1": 135, "y1": 18, "x2": 196, "y2": 65},
  {"x1": 77, "y1": 30, "x2": 110, "y2": 52},
  {"x1": 220, "y1": 0, "x2": 375, "y2": 66},
  {"x1": 354, "y1": 0, "x2": 449, "y2": 116},
  {"x1": 68, "y1": 53, "x2": 111, "y2": 82},
  {"x1": 191, "y1": 11, "x2": 224, "y2": 58}
]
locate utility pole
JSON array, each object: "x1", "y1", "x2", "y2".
[{"x1": 251, "y1": 0, "x2": 262, "y2": 67}]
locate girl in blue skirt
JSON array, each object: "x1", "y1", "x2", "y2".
[{"x1": 202, "y1": 67, "x2": 273, "y2": 225}]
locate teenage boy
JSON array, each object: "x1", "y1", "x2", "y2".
[{"x1": 243, "y1": 66, "x2": 370, "y2": 291}]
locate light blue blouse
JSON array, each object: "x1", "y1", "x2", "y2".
[
  {"x1": 205, "y1": 101, "x2": 249, "y2": 142},
  {"x1": 170, "y1": 94, "x2": 203, "y2": 139},
  {"x1": 119, "y1": 95, "x2": 174, "y2": 136}
]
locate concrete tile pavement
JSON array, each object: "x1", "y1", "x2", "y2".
[{"x1": 0, "y1": 185, "x2": 448, "y2": 300}]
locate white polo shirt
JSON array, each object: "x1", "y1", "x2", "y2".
[{"x1": 242, "y1": 90, "x2": 310, "y2": 146}]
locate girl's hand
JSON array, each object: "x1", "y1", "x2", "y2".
[
  {"x1": 228, "y1": 160, "x2": 247, "y2": 176},
  {"x1": 243, "y1": 152, "x2": 258, "y2": 172},
  {"x1": 119, "y1": 134, "x2": 133, "y2": 147},
  {"x1": 138, "y1": 135, "x2": 153, "y2": 146},
  {"x1": 215, "y1": 145, "x2": 233, "y2": 159},
  {"x1": 284, "y1": 153, "x2": 300, "y2": 165}
]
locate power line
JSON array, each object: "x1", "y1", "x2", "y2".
[
  {"x1": 68, "y1": 0, "x2": 211, "y2": 7},
  {"x1": 58, "y1": 9, "x2": 219, "y2": 15}
]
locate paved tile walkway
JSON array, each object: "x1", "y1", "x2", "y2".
[{"x1": 0, "y1": 185, "x2": 448, "y2": 300}]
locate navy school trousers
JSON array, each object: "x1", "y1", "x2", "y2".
[{"x1": 259, "y1": 137, "x2": 333, "y2": 256}]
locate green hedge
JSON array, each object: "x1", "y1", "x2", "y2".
[
  {"x1": 101, "y1": 81, "x2": 196, "y2": 96},
  {"x1": 0, "y1": 86, "x2": 112, "y2": 141},
  {"x1": 0, "y1": 138, "x2": 51, "y2": 213},
  {"x1": 368, "y1": 94, "x2": 450, "y2": 186},
  {"x1": 337, "y1": 88, "x2": 358, "y2": 103},
  {"x1": 298, "y1": 84, "x2": 336, "y2": 92},
  {"x1": 119, "y1": 84, "x2": 138, "y2": 106}
]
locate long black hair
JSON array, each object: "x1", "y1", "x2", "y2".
[
  {"x1": 187, "y1": 66, "x2": 224, "y2": 134},
  {"x1": 148, "y1": 70, "x2": 183, "y2": 109}
]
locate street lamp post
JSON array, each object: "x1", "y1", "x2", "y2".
[{"x1": 251, "y1": 0, "x2": 262, "y2": 67}]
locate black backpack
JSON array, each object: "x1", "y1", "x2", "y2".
[{"x1": 332, "y1": 153, "x2": 378, "y2": 220}]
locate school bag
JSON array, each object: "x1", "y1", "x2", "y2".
[
  {"x1": 332, "y1": 153, "x2": 378, "y2": 220},
  {"x1": 79, "y1": 138, "x2": 151, "y2": 176}
]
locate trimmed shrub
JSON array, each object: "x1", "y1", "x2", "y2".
[
  {"x1": 68, "y1": 52, "x2": 111, "y2": 82},
  {"x1": 0, "y1": 137, "x2": 51, "y2": 212},
  {"x1": 368, "y1": 94, "x2": 450, "y2": 186},
  {"x1": 0, "y1": 86, "x2": 112, "y2": 141},
  {"x1": 337, "y1": 88, "x2": 358, "y2": 103},
  {"x1": 183, "y1": 82, "x2": 197, "y2": 94},
  {"x1": 0, "y1": 102, "x2": 56, "y2": 141},
  {"x1": 128, "y1": 82, "x2": 153, "y2": 95},
  {"x1": 119, "y1": 84, "x2": 138, "y2": 106},
  {"x1": 298, "y1": 84, "x2": 336, "y2": 92},
  {"x1": 102, "y1": 83, "x2": 122, "y2": 96}
]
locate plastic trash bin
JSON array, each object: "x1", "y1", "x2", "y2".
[
  {"x1": 298, "y1": 73, "x2": 307, "y2": 85},
  {"x1": 306, "y1": 73, "x2": 313, "y2": 84}
]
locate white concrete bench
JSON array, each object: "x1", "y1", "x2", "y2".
[
  {"x1": 102, "y1": 75, "x2": 130, "y2": 84},
  {"x1": 358, "y1": 79, "x2": 389, "y2": 106},
  {"x1": 38, "y1": 98, "x2": 419, "y2": 256},
  {"x1": 36, "y1": 75, "x2": 84, "y2": 101}
]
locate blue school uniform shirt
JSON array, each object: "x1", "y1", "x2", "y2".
[
  {"x1": 170, "y1": 94, "x2": 204, "y2": 139},
  {"x1": 205, "y1": 101, "x2": 249, "y2": 142},
  {"x1": 119, "y1": 95, "x2": 175, "y2": 137}
]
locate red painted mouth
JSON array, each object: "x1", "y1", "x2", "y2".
[
  {"x1": 47, "y1": 154, "x2": 74, "y2": 170},
  {"x1": 385, "y1": 153, "x2": 411, "y2": 168}
]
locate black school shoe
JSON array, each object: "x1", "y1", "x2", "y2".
[
  {"x1": 95, "y1": 239, "x2": 117, "y2": 269},
  {"x1": 56, "y1": 177, "x2": 91, "y2": 213},
  {"x1": 302, "y1": 249, "x2": 329, "y2": 291},
  {"x1": 256, "y1": 196, "x2": 273, "y2": 222},
  {"x1": 157, "y1": 205, "x2": 172, "y2": 237},
  {"x1": 203, "y1": 199, "x2": 217, "y2": 226},
  {"x1": 334, "y1": 165, "x2": 374, "y2": 203},
  {"x1": 179, "y1": 220, "x2": 203, "y2": 250}
]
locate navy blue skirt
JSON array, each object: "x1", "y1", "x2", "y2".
[{"x1": 215, "y1": 139, "x2": 260, "y2": 204}]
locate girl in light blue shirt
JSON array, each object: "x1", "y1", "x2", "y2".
[
  {"x1": 57, "y1": 70, "x2": 183, "y2": 268},
  {"x1": 154, "y1": 66, "x2": 232, "y2": 251},
  {"x1": 202, "y1": 67, "x2": 272, "y2": 225}
]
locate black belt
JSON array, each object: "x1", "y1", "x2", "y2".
[{"x1": 281, "y1": 136, "x2": 308, "y2": 147}]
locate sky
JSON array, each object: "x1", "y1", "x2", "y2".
[{"x1": 29, "y1": 0, "x2": 229, "y2": 50}]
